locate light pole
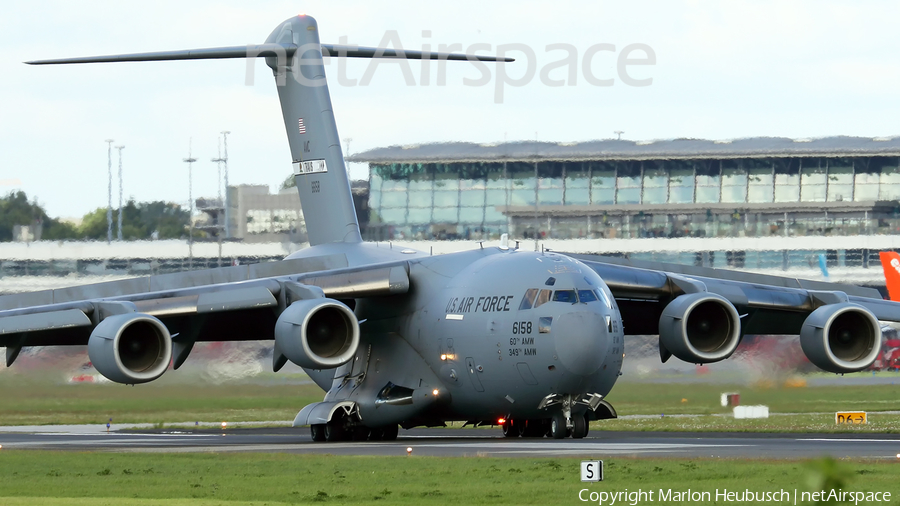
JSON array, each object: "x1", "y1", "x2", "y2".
[
  {"x1": 221, "y1": 131, "x2": 230, "y2": 239},
  {"x1": 342, "y1": 137, "x2": 352, "y2": 177},
  {"x1": 211, "y1": 136, "x2": 226, "y2": 267},
  {"x1": 105, "y1": 139, "x2": 114, "y2": 244},
  {"x1": 183, "y1": 140, "x2": 197, "y2": 270},
  {"x1": 116, "y1": 145, "x2": 125, "y2": 241}
]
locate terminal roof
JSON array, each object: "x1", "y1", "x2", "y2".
[{"x1": 348, "y1": 136, "x2": 900, "y2": 163}]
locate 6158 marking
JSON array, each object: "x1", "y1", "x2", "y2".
[{"x1": 512, "y1": 321, "x2": 532, "y2": 334}]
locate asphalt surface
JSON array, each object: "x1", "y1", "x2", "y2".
[{"x1": 1, "y1": 427, "x2": 899, "y2": 459}]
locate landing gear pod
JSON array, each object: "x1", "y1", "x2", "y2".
[
  {"x1": 800, "y1": 303, "x2": 881, "y2": 373},
  {"x1": 87, "y1": 313, "x2": 172, "y2": 384},
  {"x1": 658, "y1": 293, "x2": 741, "y2": 363},
  {"x1": 275, "y1": 299, "x2": 359, "y2": 369}
]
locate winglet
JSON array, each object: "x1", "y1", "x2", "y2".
[{"x1": 879, "y1": 251, "x2": 900, "y2": 301}]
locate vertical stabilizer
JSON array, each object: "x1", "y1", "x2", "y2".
[{"x1": 266, "y1": 16, "x2": 361, "y2": 245}]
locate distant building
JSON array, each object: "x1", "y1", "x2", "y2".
[
  {"x1": 196, "y1": 182, "x2": 369, "y2": 244},
  {"x1": 195, "y1": 185, "x2": 307, "y2": 244}
]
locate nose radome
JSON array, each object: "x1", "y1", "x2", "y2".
[{"x1": 553, "y1": 311, "x2": 608, "y2": 376}]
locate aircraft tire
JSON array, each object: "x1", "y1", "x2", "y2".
[
  {"x1": 550, "y1": 413, "x2": 567, "y2": 439},
  {"x1": 310, "y1": 424, "x2": 326, "y2": 442},
  {"x1": 325, "y1": 422, "x2": 344, "y2": 442},
  {"x1": 381, "y1": 424, "x2": 399, "y2": 441},
  {"x1": 572, "y1": 414, "x2": 587, "y2": 439},
  {"x1": 501, "y1": 419, "x2": 520, "y2": 438},
  {"x1": 369, "y1": 427, "x2": 384, "y2": 440}
]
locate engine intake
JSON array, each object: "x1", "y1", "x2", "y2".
[
  {"x1": 87, "y1": 313, "x2": 172, "y2": 384},
  {"x1": 275, "y1": 298, "x2": 360, "y2": 369},
  {"x1": 658, "y1": 292, "x2": 741, "y2": 363},
  {"x1": 800, "y1": 303, "x2": 881, "y2": 373}
]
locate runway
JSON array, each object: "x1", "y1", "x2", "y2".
[{"x1": 1, "y1": 427, "x2": 899, "y2": 459}]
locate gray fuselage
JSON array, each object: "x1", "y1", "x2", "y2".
[{"x1": 288, "y1": 243, "x2": 624, "y2": 425}]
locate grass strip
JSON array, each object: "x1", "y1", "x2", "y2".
[{"x1": 0, "y1": 451, "x2": 896, "y2": 505}]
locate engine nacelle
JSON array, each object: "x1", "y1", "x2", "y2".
[
  {"x1": 275, "y1": 299, "x2": 360, "y2": 369},
  {"x1": 800, "y1": 303, "x2": 881, "y2": 373},
  {"x1": 87, "y1": 313, "x2": 172, "y2": 384},
  {"x1": 658, "y1": 292, "x2": 741, "y2": 363}
]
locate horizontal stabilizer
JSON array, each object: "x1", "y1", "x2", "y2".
[
  {"x1": 321, "y1": 44, "x2": 514, "y2": 62},
  {"x1": 26, "y1": 44, "x2": 512, "y2": 65}
]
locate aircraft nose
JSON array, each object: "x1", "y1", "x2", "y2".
[{"x1": 552, "y1": 311, "x2": 608, "y2": 376}]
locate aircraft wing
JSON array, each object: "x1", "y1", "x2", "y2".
[
  {"x1": 564, "y1": 253, "x2": 900, "y2": 336},
  {"x1": 0, "y1": 254, "x2": 409, "y2": 366}
]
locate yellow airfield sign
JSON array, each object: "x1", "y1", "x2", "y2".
[{"x1": 835, "y1": 411, "x2": 867, "y2": 424}]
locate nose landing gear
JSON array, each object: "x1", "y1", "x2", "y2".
[
  {"x1": 550, "y1": 411, "x2": 588, "y2": 439},
  {"x1": 538, "y1": 392, "x2": 604, "y2": 439}
]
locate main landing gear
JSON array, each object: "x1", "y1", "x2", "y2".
[
  {"x1": 310, "y1": 421, "x2": 398, "y2": 442},
  {"x1": 500, "y1": 414, "x2": 589, "y2": 439}
]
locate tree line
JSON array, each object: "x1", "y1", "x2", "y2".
[{"x1": 0, "y1": 191, "x2": 189, "y2": 242}]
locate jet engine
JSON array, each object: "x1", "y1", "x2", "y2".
[
  {"x1": 87, "y1": 313, "x2": 172, "y2": 384},
  {"x1": 800, "y1": 303, "x2": 881, "y2": 373},
  {"x1": 274, "y1": 299, "x2": 359, "y2": 369},
  {"x1": 658, "y1": 292, "x2": 741, "y2": 363}
]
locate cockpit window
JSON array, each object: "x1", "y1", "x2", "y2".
[
  {"x1": 552, "y1": 290, "x2": 577, "y2": 303},
  {"x1": 595, "y1": 288, "x2": 613, "y2": 309},
  {"x1": 534, "y1": 289, "x2": 552, "y2": 308},
  {"x1": 577, "y1": 290, "x2": 597, "y2": 303},
  {"x1": 519, "y1": 288, "x2": 539, "y2": 310}
]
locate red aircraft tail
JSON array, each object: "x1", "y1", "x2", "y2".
[{"x1": 879, "y1": 251, "x2": 900, "y2": 301}]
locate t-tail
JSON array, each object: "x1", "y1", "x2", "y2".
[
  {"x1": 879, "y1": 251, "x2": 900, "y2": 301},
  {"x1": 27, "y1": 14, "x2": 512, "y2": 246}
]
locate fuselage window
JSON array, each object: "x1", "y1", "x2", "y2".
[
  {"x1": 534, "y1": 289, "x2": 552, "y2": 308},
  {"x1": 552, "y1": 290, "x2": 577, "y2": 303},
  {"x1": 577, "y1": 289, "x2": 598, "y2": 303},
  {"x1": 519, "y1": 288, "x2": 539, "y2": 310}
]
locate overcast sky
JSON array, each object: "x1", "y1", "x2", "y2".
[{"x1": 2, "y1": 1, "x2": 899, "y2": 218}]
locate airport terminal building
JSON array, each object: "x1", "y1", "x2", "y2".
[{"x1": 351, "y1": 136, "x2": 900, "y2": 270}]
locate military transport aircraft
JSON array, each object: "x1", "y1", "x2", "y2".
[{"x1": 2, "y1": 14, "x2": 898, "y2": 441}]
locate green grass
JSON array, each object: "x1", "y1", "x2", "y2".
[
  {"x1": 2, "y1": 370, "x2": 900, "y2": 431},
  {"x1": 604, "y1": 379, "x2": 900, "y2": 415},
  {"x1": 595, "y1": 413, "x2": 900, "y2": 433},
  {"x1": 0, "y1": 373, "x2": 900, "y2": 432},
  {"x1": 0, "y1": 451, "x2": 895, "y2": 505},
  {"x1": 0, "y1": 374, "x2": 322, "y2": 425}
]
